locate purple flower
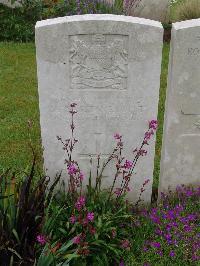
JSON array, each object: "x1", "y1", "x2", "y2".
[
  {"x1": 169, "y1": 250, "x2": 175, "y2": 257},
  {"x1": 36, "y1": 234, "x2": 47, "y2": 245},
  {"x1": 143, "y1": 246, "x2": 148, "y2": 252},
  {"x1": 119, "y1": 260, "x2": 125, "y2": 266},
  {"x1": 151, "y1": 242, "x2": 161, "y2": 248},
  {"x1": 156, "y1": 250, "x2": 163, "y2": 256},
  {"x1": 143, "y1": 263, "x2": 151, "y2": 266},
  {"x1": 87, "y1": 212, "x2": 95, "y2": 222}
]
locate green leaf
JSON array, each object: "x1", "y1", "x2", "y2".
[
  {"x1": 58, "y1": 240, "x2": 74, "y2": 253},
  {"x1": 12, "y1": 229, "x2": 20, "y2": 244}
]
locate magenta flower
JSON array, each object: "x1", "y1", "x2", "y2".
[
  {"x1": 123, "y1": 160, "x2": 133, "y2": 169},
  {"x1": 114, "y1": 133, "x2": 122, "y2": 140},
  {"x1": 67, "y1": 163, "x2": 77, "y2": 176},
  {"x1": 149, "y1": 120, "x2": 158, "y2": 130},
  {"x1": 144, "y1": 131, "x2": 153, "y2": 141},
  {"x1": 75, "y1": 201, "x2": 82, "y2": 211},
  {"x1": 87, "y1": 212, "x2": 94, "y2": 222},
  {"x1": 69, "y1": 215, "x2": 76, "y2": 224},
  {"x1": 73, "y1": 234, "x2": 81, "y2": 245},
  {"x1": 121, "y1": 239, "x2": 130, "y2": 249},
  {"x1": 79, "y1": 171, "x2": 84, "y2": 181},
  {"x1": 36, "y1": 234, "x2": 47, "y2": 245},
  {"x1": 75, "y1": 196, "x2": 86, "y2": 211},
  {"x1": 114, "y1": 188, "x2": 121, "y2": 196},
  {"x1": 78, "y1": 196, "x2": 85, "y2": 206}
]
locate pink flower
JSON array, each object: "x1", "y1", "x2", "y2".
[
  {"x1": 75, "y1": 196, "x2": 86, "y2": 211},
  {"x1": 78, "y1": 196, "x2": 85, "y2": 206},
  {"x1": 138, "y1": 149, "x2": 147, "y2": 156},
  {"x1": 79, "y1": 171, "x2": 84, "y2": 181},
  {"x1": 114, "y1": 133, "x2": 122, "y2": 140},
  {"x1": 75, "y1": 201, "x2": 82, "y2": 211},
  {"x1": 126, "y1": 186, "x2": 131, "y2": 192},
  {"x1": 114, "y1": 188, "x2": 121, "y2": 196},
  {"x1": 121, "y1": 239, "x2": 131, "y2": 250},
  {"x1": 67, "y1": 163, "x2": 77, "y2": 176},
  {"x1": 36, "y1": 234, "x2": 47, "y2": 245},
  {"x1": 144, "y1": 131, "x2": 153, "y2": 141},
  {"x1": 73, "y1": 234, "x2": 81, "y2": 245},
  {"x1": 123, "y1": 160, "x2": 133, "y2": 169},
  {"x1": 149, "y1": 120, "x2": 158, "y2": 130},
  {"x1": 87, "y1": 212, "x2": 94, "y2": 222},
  {"x1": 69, "y1": 215, "x2": 76, "y2": 224}
]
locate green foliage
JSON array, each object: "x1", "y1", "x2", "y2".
[
  {"x1": 171, "y1": 0, "x2": 200, "y2": 22},
  {"x1": 0, "y1": 0, "x2": 122, "y2": 42},
  {"x1": 0, "y1": 158, "x2": 59, "y2": 265},
  {"x1": 176, "y1": 0, "x2": 200, "y2": 21},
  {"x1": 0, "y1": 4, "x2": 35, "y2": 42}
]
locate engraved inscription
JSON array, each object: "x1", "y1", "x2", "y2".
[
  {"x1": 195, "y1": 119, "x2": 200, "y2": 129},
  {"x1": 188, "y1": 48, "x2": 200, "y2": 56},
  {"x1": 70, "y1": 34, "x2": 128, "y2": 90},
  {"x1": 79, "y1": 132, "x2": 110, "y2": 159}
]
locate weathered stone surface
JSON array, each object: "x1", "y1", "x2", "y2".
[
  {"x1": 35, "y1": 14, "x2": 163, "y2": 203},
  {"x1": 159, "y1": 19, "x2": 200, "y2": 195}
]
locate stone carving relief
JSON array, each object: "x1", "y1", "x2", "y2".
[
  {"x1": 69, "y1": 34, "x2": 128, "y2": 90},
  {"x1": 194, "y1": 119, "x2": 200, "y2": 129}
]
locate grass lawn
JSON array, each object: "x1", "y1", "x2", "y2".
[{"x1": 0, "y1": 42, "x2": 170, "y2": 186}]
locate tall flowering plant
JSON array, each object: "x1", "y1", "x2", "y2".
[
  {"x1": 57, "y1": 103, "x2": 157, "y2": 202},
  {"x1": 39, "y1": 103, "x2": 158, "y2": 265}
]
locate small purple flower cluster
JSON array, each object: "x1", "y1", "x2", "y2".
[
  {"x1": 72, "y1": 0, "x2": 113, "y2": 15},
  {"x1": 141, "y1": 185, "x2": 200, "y2": 263}
]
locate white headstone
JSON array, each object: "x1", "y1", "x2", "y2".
[
  {"x1": 159, "y1": 19, "x2": 200, "y2": 195},
  {"x1": 35, "y1": 14, "x2": 163, "y2": 203}
]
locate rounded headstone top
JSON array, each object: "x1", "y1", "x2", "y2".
[
  {"x1": 173, "y1": 18, "x2": 200, "y2": 30},
  {"x1": 35, "y1": 14, "x2": 162, "y2": 29}
]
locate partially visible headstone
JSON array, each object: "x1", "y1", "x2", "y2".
[
  {"x1": 0, "y1": 0, "x2": 21, "y2": 8},
  {"x1": 159, "y1": 19, "x2": 200, "y2": 195},
  {"x1": 126, "y1": 0, "x2": 170, "y2": 23},
  {"x1": 35, "y1": 14, "x2": 163, "y2": 203}
]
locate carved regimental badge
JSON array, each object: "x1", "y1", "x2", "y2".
[{"x1": 69, "y1": 34, "x2": 128, "y2": 90}]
